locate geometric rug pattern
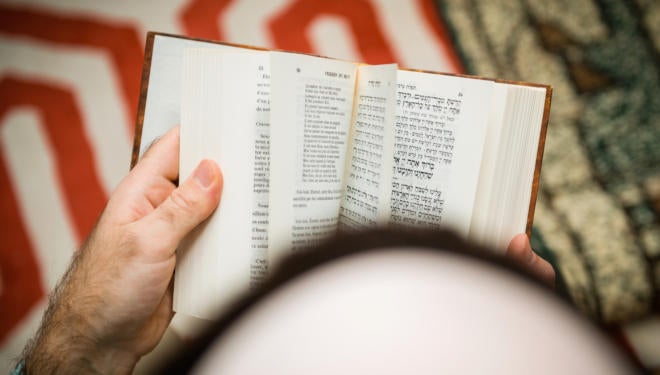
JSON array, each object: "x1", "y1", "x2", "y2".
[{"x1": 0, "y1": 0, "x2": 462, "y2": 369}]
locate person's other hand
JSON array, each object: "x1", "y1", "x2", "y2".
[
  {"x1": 24, "y1": 126, "x2": 223, "y2": 374},
  {"x1": 506, "y1": 234, "x2": 556, "y2": 287}
]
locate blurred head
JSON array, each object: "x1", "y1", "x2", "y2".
[{"x1": 165, "y1": 228, "x2": 636, "y2": 374}]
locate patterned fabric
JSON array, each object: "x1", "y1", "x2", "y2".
[
  {"x1": 438, "y1": 0, "x2": 659, "y2": 323},
  {"x1": 0, "y1": 0, "x2": 460, "y2": 369}
]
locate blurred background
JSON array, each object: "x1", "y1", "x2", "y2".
[{"x1": 1, "y1": 0, "x2": 658, "y2": 372}]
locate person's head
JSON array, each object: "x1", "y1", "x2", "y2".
[{"x1": 164, "y1": 228, "x2": 636, "y2": 374}]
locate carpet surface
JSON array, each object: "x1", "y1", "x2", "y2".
[
  {"x1": 0, "y1": 0, "x2": 461, "y2": 369},
  {"x1": 438, "y1": 0, "x2": 659, "y2": 323},
  {"x1": 0, "y1": 0, "x2": 658, "y2": 370}
]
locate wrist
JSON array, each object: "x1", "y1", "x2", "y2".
[
  {"x1": 26, "y1": 335, "x2": 139, "y2": 374},
  {"x1": 85, "y1": 345, "x2": 139, "y2": 375},
  {"x1": 24, "y1": 313, "x2": 140, "y2": 374}
]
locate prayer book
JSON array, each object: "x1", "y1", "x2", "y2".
[{"x1": 132, "y1": 32, "x2": 552, "y2": 319}]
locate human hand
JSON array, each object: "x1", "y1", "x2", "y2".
[
  {"x1": 506, "y1": 234, "x2": 556, "y2": 287},
  {"x1": 23, "y1": 126, "x2": 223, "y2": 374}
]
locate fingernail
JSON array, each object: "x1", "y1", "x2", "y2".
[{"x1": 193, "y1": 160, "x2": 215, "y2": 188}]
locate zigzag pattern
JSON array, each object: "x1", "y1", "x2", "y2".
[{"x1": 0, "y1": 0, "x2": 459, "y2": 367}]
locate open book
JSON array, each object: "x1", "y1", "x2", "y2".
[{"x1": 133, "y1": 32, "x2": 551, "y2": 319}]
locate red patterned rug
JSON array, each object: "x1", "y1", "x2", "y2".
[{"x1": 0, "y1": 0, "x2": 462, "y2": 370}]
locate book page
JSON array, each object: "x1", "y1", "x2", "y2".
[
  {"x1": 140, "y1": 35, "x2": 250, "y2": 159},
  {"x1": 176, "y1": 49, "x2": 270, "y2": 319},
  {"x1": 469, "y1": 84, "x2": 547, "y2": 250},
  {"x1": 390, "y1": 71, "x2": 493, "y2": 236},
  {"x1": 339, "y1": 64, "x2": 398, "y2": 229},
  {"x1": 268, "y1": 52, "x2": 358, "y2": 263},
  {"x1": 468, "y1": 83, "x2": 508, "y2": 247}
]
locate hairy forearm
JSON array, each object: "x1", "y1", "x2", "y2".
[
  {"x1": 20, "y1": 251, "x2": 138, "y2": 374},
  {"x1": 18, "y1": 128, "x2": 222, "y2": 373},
  {"x1": 24, "y1": 329, "x2": 136, "y2": 374}
]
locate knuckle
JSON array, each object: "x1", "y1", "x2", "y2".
[{"x1": 168, "y1": 188, "x2": 199, "y2": 219}]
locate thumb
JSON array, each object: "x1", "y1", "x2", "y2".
[
  {"x1": 506, "y1": 234, "x2": 535, "y2": 264},
  {"x1": 141, "y1": 159, "x2": 223, "y2": 254},
  {"x1": 506, "y1": 233, "x2": 556, "y2": 287}
]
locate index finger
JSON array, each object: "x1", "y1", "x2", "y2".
[
  {"x1": 133, "y1": 126, "x2": 181, "y2": 183},
  {"x1": 105, "y1": 126, "x2": 181, "y2": 221}
]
